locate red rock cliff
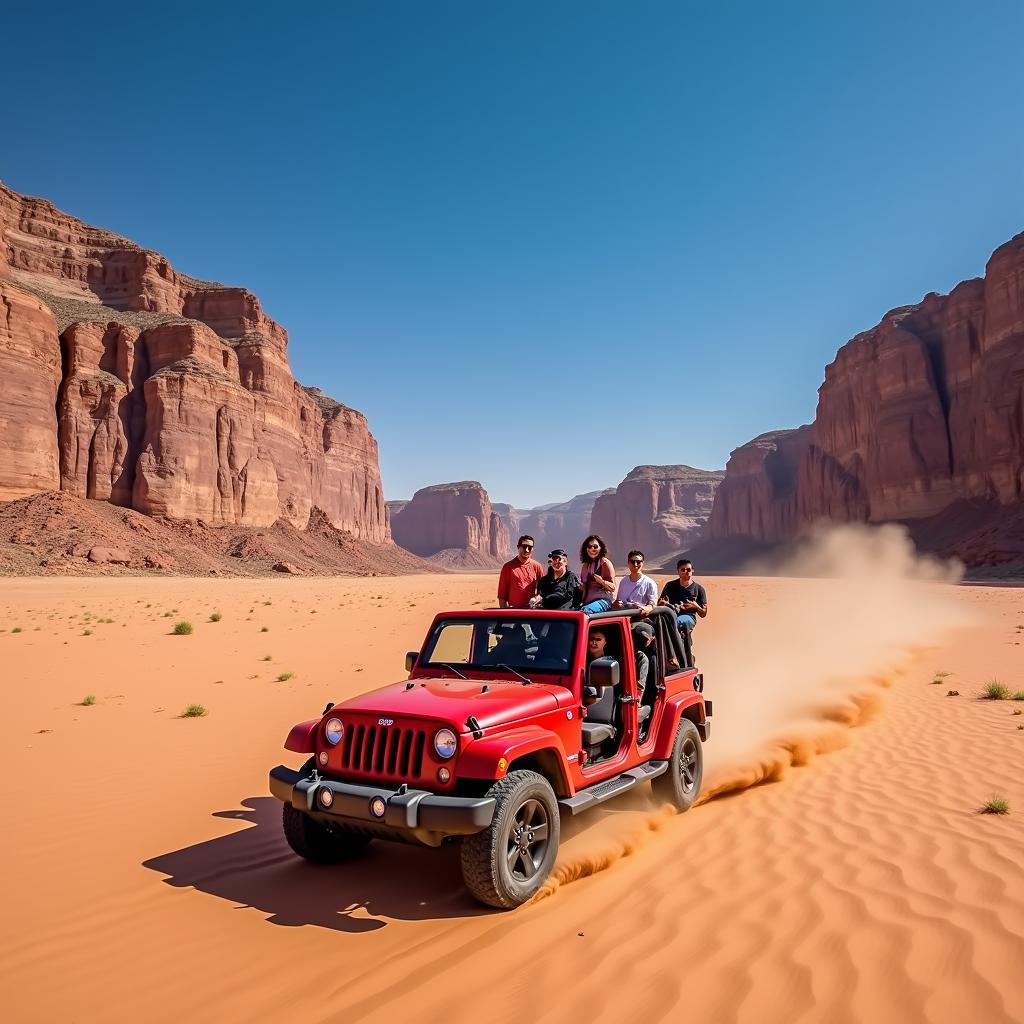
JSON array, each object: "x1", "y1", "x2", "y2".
[
  {"x1": 390, "y1": 481, "x2": 509, "y2": 559},
  {"x1": 706, "y1": 231, "x2": 1024, "y2": 560},
  {"x1": 590, "y1": 465, "x2": 724, "y2": 560},
  {"x1": 0, "y1": 183, "x2": 387, "y2": 541}
]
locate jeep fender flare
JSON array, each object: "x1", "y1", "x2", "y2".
[
  {"x1": 284, "y1": 719, "x2": 321, "y2": 753},
  {"x1": 652, "y1": 695, "x2": 706, "y2": 759},
  {"x1": 459, "y1": 727, "x2": 573, "y2": 795}
]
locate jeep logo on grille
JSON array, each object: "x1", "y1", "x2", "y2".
[{"x1": 378, "y1": 718, "x2": 394, "y2": 727}]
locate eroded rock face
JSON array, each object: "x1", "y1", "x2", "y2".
[
  {"x1": 0, "y1": 281, "x2": 62, "y2": 499},
  {"x1": 590, "y1": 466, "x2": 724, "y2": 560},
  {"x1": 0, "y1": 183, "x2": 387, "y2": 541},
  {"x1": 706, "y1": 231, "x2": 1024, "y2": 557},
  {"x1": 391, "y1": 481, "x2": 509, "y2": 558}
]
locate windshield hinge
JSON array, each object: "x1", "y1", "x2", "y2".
[{"x1": 466, "y1": 715, "x2": 483, "y2": 739}]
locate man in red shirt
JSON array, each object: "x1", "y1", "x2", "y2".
[{"x1": 497, "y1": 535, "x2": 544, "y2": 608}]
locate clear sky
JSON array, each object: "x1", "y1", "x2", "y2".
[{"x1": 3, "y1": 2, "x2": 1022, "y2": 508}]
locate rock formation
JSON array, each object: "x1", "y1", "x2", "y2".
[
  {"x1": 705, "y1": 230, "x2": 1024, "y2": 567},
  {"x1": 493, "y1": 489, "x2": 613, "y2": 557},
  {"x1": 390, "y1": 481, "x2": 509, "y2": 562},
  {"x1": 0, "y1": 183, "x2": 387, "y2": 541},
  {"x1": 590, "y1": 466, "x2": 724, "y2": 561}
]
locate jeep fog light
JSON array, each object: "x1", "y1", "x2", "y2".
[
  {"x1": 318, "y1": 751, "x2": 329, "y2": 766},
  {"x1": 369, "y1": 796, "x2": 386, "y2": 818},
  {"x1": 324, "y1": 718, "x2": 344, "y2": 745},
  {"x1": 433, "y1": 727, "x2": 458, "y2": 759},
  {"x1": 437, "y1": 767, "x2": 451, "y2": 784},
  {"x1": 319, "y1": 787, "x2": 334, "y2": 808}
]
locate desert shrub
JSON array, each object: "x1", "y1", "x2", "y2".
[
  {"x1": 181, "y1": 703, "x2": 208, "y2": 718},
  {"x1": 172, "y1": 621, "x2": 194, "y2": 636},
  {"x1": 276, "y1": 672, "x2": 294, "y2": 681},
  {"x1": 81, "y1": 694, "x2": 96, "y2": 706},
  {"x1": 260, "y1": 626, "x2": 269, "y2": 633},
  {"x1": 209, "y1": 612, "x2": 222, "y2": 622},
  {"x1": 1012, "y1": 691, "x2": 1024, "y2": 701},
  {"x1": 82, "y1": 628, "x2": 93, "y2": 636},
  {"x1": 982, "y1": 680, "x2": 1010, "y2": 700},
  {"x1": 980, "y1": 796, "x2": 1010, "y2": 815}
]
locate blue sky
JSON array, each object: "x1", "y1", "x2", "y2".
[{"x1": 3, "y1": 2, "x2": 1022, "y2": 508}]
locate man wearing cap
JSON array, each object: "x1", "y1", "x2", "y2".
[
  {"x1": 497, "y1": 535, "x2": 545, "y2": 609},
  {"x1": 531, "y1": 549, "x2": 583, "y2": 610}
]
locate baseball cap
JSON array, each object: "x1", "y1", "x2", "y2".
[{"x1": 548, "y1": 548, "x2": 568, "y2": 559}]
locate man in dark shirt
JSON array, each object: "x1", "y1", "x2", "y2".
[
  {"x1": 531, "y1": 549, "x2": 582, "y2": 609},
  {"x1": 658, "y1": 558, "x2": 708, "y2": 635}
]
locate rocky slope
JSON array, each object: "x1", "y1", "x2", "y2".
[
  {"x1": 389, "y1": 481, "x2": 509, "y2": 565},
  {"x1": 705, "y1": 230, "x2": 1024, "y2": 568},
  {"x1": 0, "y1": 183, "x2": 387, "y2": 543},
  {"x1": 590, "y1": 465, "x2": 724, "y2": 562}
]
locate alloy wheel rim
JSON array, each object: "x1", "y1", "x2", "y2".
[
  {"x1": 506, "y1": 798, "x2": 550, "y2": 881},
  {"x1": 678, "y1": 737, "x2": 698, "y2": 792}
]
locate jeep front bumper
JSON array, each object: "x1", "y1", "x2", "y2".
[{"x1": 270, "y1": 765, "x2": 496, "y2": 847}]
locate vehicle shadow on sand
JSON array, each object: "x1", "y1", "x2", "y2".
[{"x1": 142, "y1": 796, "x2": 491, "y2": 932}]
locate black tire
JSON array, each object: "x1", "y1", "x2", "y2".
[
  {"x1": 652, "y1": 717, "x2": 703, "y2": 812},
  {"x1": 280, "y1": 759, "x2": 372, "y2": 864},
  {"x1": 460, "y1": 770, "x2": 560, "y2": 910}
]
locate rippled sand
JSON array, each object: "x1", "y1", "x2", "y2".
[{"x1": 1, "y1": 574, "x2": 1022, "y2": 1023}]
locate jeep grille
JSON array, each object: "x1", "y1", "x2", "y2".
[{"x1": 341, "y1": 723, "x2": 428, "y2": 781}]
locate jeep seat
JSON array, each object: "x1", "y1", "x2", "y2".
[{"x1": 582, "y1": 682, "x2": 618, "y2": 747}]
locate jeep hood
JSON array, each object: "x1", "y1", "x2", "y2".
[{"x1": 337, "y1": 678, "x2": 569, "y2": 731}]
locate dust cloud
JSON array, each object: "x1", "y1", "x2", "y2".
[{"x1": 535, "y1": 524, "x2": 968, "y2": 901}]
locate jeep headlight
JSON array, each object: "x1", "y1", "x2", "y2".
[
  {"x1": 433, "y1": 727, "x2": 458, "y2": 759},
  {"x1": 324, "y1": 718, "x2": 344, "y2": 745}
]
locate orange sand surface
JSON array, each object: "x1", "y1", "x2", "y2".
[{"x1": 2, "y1": 572, "x2": 1023, "y2": 1023}]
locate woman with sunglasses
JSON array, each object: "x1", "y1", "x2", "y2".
[{"x1": 578, "y1": 534, "x2": 616, "y2": 614}]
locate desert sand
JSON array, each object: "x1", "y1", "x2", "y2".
[{"x1": 2, "y1": 551, "x2": 1023, "y2": 1022}]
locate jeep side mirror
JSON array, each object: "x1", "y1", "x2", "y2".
[
  {"x1": 405, "y1": 651, "x2": 418, "y2": 672},
  {"x1": 589, "y1": 656, "x2": 619, "y2": 691}
]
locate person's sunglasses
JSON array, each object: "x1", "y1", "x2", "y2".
[
  {"x1": 679, "y1": 567, "x2": 692, "y2": 572},
  {"x1": 519, "y1": 544, "x2": 533, "y2": 550},
  {"x1": 586, "y1": 543, "x2": 600, "y2": 549},
  {"x1": 629, "y1": 559, "x2": 643, "y2": 565}
]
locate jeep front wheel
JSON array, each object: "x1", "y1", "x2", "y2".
[
  {"x1": 652, "y1": 717, "x2": 703, "y2": 812},
  {"x1": 460, "y1": 770, "x2": 560, "y2": 909}
]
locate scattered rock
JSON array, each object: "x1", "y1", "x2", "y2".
[
  {"x1": 87, "y1": 546, "x2": 131, "y2": 565},
  {"x1": 273, "y1": 561, "x2": 301, "y2": 574}
]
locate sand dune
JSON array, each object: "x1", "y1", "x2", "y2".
[{"x1": 1, "y1": 567, "x2": 1022, "y2": 1023}]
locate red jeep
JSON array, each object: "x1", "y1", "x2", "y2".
[{"x1": 269, "y1": 606, "x2": 711, "y2": 909}]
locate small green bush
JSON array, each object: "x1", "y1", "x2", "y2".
[
  {"x1": 982, "y1": 680, "x2": 1010, "y2": 700},
  {"x1": 172, "y1": 621, "x2": 194, "y2": 636},
  {"x1": 81, "y1": 694, "x2": 96, "y2": 706},
  {"x1": 931, "y1": 670, "x2": 951, "y2": 684},
  {"x1": 980, "y1": 796, "x2": 1010, "y2": 815},
  {"x1": 209, "y1": 612, "x2": 222, "y2": 622},
  {"x1": 181, "y1": 703, "x2": 208, "y2": 718},
  {"x1": 1012, "y1": 691, "x2": 1024, "y2": 701},
  {"x1": 276, "y1": 672, "x2": 294, "y2": 681},
  {"x1": 82, "y1": 628, "x2": 93, "y2": 636}
]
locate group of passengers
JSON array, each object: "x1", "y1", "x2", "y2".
[{"x1": 496, "y1": 533, "x2": 708, "y2": 636}]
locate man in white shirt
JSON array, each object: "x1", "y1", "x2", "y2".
[{"x1": 614, "y1": 550, "x2": 657, "y2": 615}]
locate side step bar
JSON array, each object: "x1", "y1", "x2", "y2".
[{"x1": 558, "y1": 760, "x2": 669, "y2": 816}]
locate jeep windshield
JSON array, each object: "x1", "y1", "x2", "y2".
[{"x1": 421, "y1": 616, "x2": 578, "y2": 676}]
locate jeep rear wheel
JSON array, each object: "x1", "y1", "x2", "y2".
[
  {"x1": 652, "y1": 717, "x2": 703, "y2": 812},
  {"x1": 460, "y1": 770, "x2": 560, "y2": 910}
]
